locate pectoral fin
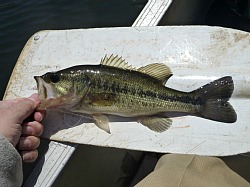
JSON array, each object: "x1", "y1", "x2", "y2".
[
  {"x1": 93, "y1": 114, "x2": 111, "y2": 133},
  {"x1": 138, "y1": 116, "x2": 172, "y2": 132}
]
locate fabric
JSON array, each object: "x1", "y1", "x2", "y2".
[
  {"x1": 135, "y1": 154, "x2": 250, "y2": 187},
  {"x1": 0, "y1": 134, "x2": 22, "y2": 187}
]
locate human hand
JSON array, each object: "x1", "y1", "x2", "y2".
[{"x1": 0, "y1": 94, "x2": 45, "y2": 162}]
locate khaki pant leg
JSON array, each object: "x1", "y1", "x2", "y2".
[{"x1": 135, "y1": 154, "x2": 250, "y2": 187}]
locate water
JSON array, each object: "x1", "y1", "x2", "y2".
[{"x1": 0, "y1": 0, "x2": 147, "y2": 99}]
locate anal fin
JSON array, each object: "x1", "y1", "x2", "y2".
[{"x1": 138, "y1": 116, "x2": 172, "y2": 132}]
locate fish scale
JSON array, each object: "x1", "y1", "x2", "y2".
[{"x1": 75, "y1": 65, "x2": 203, "y2": 117}]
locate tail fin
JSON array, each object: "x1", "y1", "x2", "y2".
[{"x1": 193, "y1": 76, "x2": 237, "y2": 123}]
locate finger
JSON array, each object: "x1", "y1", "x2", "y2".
[
  {"x1": 34, "y1": 110, "x2": 46, "y2": 122},
  {"x1": 18, "y1": 136, "x2": 40, "y2": 150},
  {"x1": 11, "y1": 98, "x2": 39, "y2": 124},
  {"x1": 22, "y1": 121, "x2": 43, "y2": 136},
  {"x1": 14, "y1": 93, "x2": 41, "y2": 121},
  {"x1": 21, "y1": 150, "x2": 38, "y2": 163},
  {"x1": 28, "y1": 93, "x2": 40, "y2": 103}
]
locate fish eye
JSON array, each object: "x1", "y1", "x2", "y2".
[{"x1": 49, "y1": 73, "x2": 60, "y2": 83}]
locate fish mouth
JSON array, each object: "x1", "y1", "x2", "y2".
[{"x1": 34, "y1": 76, "x2": 55, "y2": 99}]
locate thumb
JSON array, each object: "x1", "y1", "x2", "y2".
[
  {"x1": 28, "y1": 93, "x2": 40, "y2": 104},
  {"x1": 11, "y1": 95, "x2": 40, "y2": 124}
]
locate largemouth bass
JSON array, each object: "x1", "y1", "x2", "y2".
[{"x1": 34, "y1": 55, "x2": 237, "y2": 133}]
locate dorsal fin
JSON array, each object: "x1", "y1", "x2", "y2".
[
  {"x1": 138, "y1": 63, "x2": 172, "y2": 85},
  {"x1": 100, "y1": 54, "x2": 135, "y2": 70},
  {"x1": 100, "y1": 55, "x2": 172, "y2": 85}
]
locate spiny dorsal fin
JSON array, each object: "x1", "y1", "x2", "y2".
[
  {"x1": 100, "y1": 54, "x2": 135, "y2": 70},
  {"x1": 138, "y1": 116, "x2": 172, "y2": 132},
  {"x1": 138, "y1": 63, "x2": 173, "y2": 85}
]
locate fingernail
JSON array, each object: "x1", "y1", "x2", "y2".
[
  {"x1": 39, "y1": 115, "x2": 44, "y2": 122},
  {"x1": 20, "y1": 138, "x2": 31, "y2": 148},
  {"x1": 26, "y1": 126, "x2": 34, "y2": 135},
  {"x1": 22, "y1": 153, "x2": 31, "y2": 161},
  {"x1": 28, "y1": 94, "x2": 40, "y2": 106},
  {"x1": 28, "y1": 94, "x2": 38, "y2": 101}
]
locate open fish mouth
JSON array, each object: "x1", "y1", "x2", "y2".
[
  {"x1": 34, "y1": 76, "x2": 62, "y2": 109},
  {"x1": 34, "y1": 75, "x2": 80, "y2": 110},
  {"x1": 34, "y1": 76, "x2": 54, "y2": 99}
]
